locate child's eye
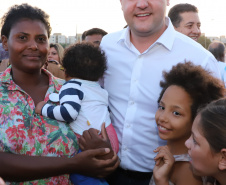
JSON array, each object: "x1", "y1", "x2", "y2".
[
  {"x1": 192, "y1": 136, "x2": 197, "y2": 144},
  {"x1": 158, "y1": 105, "x2": 164, "y2": 110},
  {"x1": 173, "y1": 111, "x2": 180, "y2": 116}
]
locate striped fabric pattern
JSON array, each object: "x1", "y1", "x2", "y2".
[{"x1": 42, "y1": 80, "x2": 84, "y2": 122}]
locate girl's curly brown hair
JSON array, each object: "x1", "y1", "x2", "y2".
[{"x1": 158, "y1": 61, "x2": 225, "y2": 120}]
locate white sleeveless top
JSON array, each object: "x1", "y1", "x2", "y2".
[{"x1": 149, "y1": 154, "x2": 190, "y2": 185}]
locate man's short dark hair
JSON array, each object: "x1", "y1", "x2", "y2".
[
  {"x1": 168, "y1": 3, "x2": 198, "y2": 28},
  {"x1": 62, "y1": 42, "x2": 107, "y2": 81},
  {"x1": 208, "y1": 41, "x2": 226, "y2": 62},
  {"x1": 81, "y1": 31, "x2": 87, "y2": 41},
  {"x1": 85, "y1": 28, "x2": 107, "y2": 37}
]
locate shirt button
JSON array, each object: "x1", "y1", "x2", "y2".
[
  {"x1": 131, "y1": 101, "x2": 134, "y2": 105},
  {"x1": 126, "y1": 124, "x2": 130, "y2": 128}
]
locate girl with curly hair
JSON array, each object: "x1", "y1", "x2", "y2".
[{"x1": 150, "y1": 62, "x2": 225, "y2": 185}]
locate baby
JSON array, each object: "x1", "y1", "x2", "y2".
[{"x1": 36, "y1": 42, "x2": 119, "y2": 185}]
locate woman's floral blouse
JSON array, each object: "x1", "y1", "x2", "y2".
[{"x1": 0, "y1": 67, "x2": 79, "y2": 185}]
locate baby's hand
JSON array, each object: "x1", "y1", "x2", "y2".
[{"x1": 35, "y1": 101, "x2": 46, "y2": 114}]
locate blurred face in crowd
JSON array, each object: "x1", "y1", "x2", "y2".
[
  {"x1": 85, "y1": 34, "x2": 103, "y2": 46},
  {"x1": 48, "y1": 47, "x2": 59, "y2": 62},
  {"x1": 175, "y1": 11, "x2": 201, "y2": 41},
  {"x1": 120, "y1": 0, "x2": 170, "y2": 38}
]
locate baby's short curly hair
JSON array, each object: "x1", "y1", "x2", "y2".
[
  {"x1": 62, "y1": 42, "x2": 107, "y2": 81},
  {"x1": 158, "y1": 61, "x2": 225, "y2": 120}
]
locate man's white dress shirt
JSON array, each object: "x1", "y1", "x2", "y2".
[{"x1": 100, "y1": 17, "x2": 220, "y2": 172}]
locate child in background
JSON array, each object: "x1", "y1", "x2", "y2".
[
  {"x1": 185, "y1": 98, "x2": 226, "y2": 185},
  {"x1": 150, "y1": 62, "x2": 225, "y2": 185},
  {"x1": 35, "y1": 43, "x2": 119, "y2": 185}
]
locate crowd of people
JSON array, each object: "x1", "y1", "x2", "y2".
[{"x1": 0, "y1": 1, "x2": 226, "y2": 185}]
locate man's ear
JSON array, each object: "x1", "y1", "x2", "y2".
[
  {"x1": 219, "y1": 149, "x2": 226, "y2": 170},
  {"x1": 1, "y1": 35, "x2": 8, "y2": 51}
]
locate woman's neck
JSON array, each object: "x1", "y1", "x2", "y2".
[
  {"x1": 11, "y1": 67, "x2": 49, "y2": 105},
  {"x1": 215, "y1": 172, "x2": 226, "y2": 185},
  {"x1": 167, "y1": 138, "x2": 188, "y2": 155},
  {"x1": 11, "y1": 67, "x2": 44, "y2": 87}
]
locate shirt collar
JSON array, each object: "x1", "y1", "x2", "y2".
[
  {"x1": 0, "y1": 66, "x2": 64, "y2": 93},
  {"x1": 156, "y1": 17, "x2": 176, "y2": 51},
  {"x1": 117, "y1": 27, "x2": 131, "y2": 48},
  {"x1": 117, "y1": 17, "x2": 176, "y2": 52}
]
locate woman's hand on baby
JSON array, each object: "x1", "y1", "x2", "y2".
[
  {"x1": 153, "y1": 146, "x2": 175, "y2": 184},
  {"x1": 35, "y1": 101, "x2": 46, "y2": 114},
  {"x1": 73, "y1": 147, "x2": 119, "y2": 178}
]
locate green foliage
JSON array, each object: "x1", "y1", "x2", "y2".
[
  {"x1": 59, "y1": 43, "x2": 71, "y2": 49},
  {"x1": 198, "y1": 36, "x2": 211, "y2": 49}
]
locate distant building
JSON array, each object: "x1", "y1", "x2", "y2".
[
  {"x1": 220, "y1": 36, "x2": 226, "y2": 43},
  {"x1": 49, "y1": 33, "x2": 77, "y2": 44},
  {"x1": 208, "y1": 36, "x2": 220, "y2": 42},
  {"x1": 49, "y1": 35, "x2": 56, "y2": 44},
  {"x1": 206, "y1": 36, "x2": 226, "y2": 45},
  {"x1": 58, "y1": 35, "x2": 67, "y2": 44},
  {"x1": 67, "y1": 36, "x2": 77, "y2": 44},
  {"x1": 76, "y1": 33, "x2": 82, "y2": 43}
]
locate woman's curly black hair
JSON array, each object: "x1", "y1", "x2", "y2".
[
  {"x1": 62, "y1": 42, "x2": 107, "y2": 81},
  {"x1": 1, "y1": 3, "x2": 51, "y2": 38},
  {"x1": 158, "y1": 61, "x2": 225, "y2": 120}
]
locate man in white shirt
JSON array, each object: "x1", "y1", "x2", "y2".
[
  {"x1": 168, "y1": 3, "x2": 201, "y2": 42},
  {"x1": 100, "y1": 1, "x2": 220, "y2": 185}
]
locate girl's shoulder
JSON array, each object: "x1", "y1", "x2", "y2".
[{"x1": 170, "y1": 162, "x2": 203, "y2": 185}]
